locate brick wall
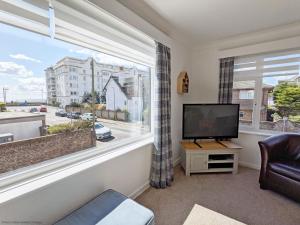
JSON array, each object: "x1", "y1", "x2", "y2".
[{"x1": 0, "y1": 129, "x2": 96, "y2": 174}]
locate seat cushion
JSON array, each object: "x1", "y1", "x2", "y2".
[
  {"x1": 95, "y1": 198, "x2": 154, "y2": 225},
  {"x1": 54, "y1": 189, "x2": 127, "y2": 225},
  {"x1": 54, "y1": 189, "x2": 154, "y2": 225},
  {"x1": 269, "y1": 160, "x2": 300, "y2": 182}
]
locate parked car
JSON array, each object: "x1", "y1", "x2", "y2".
[
  {"x1": 80, "y1": 113, "x2": 94, "y2": 121},
  {"x1": 39, "y1": 105, "x2": 47, "y2": 112},
  {"x1": 19, "y1": 102, "x2": 28, "y2": 106},
  {"x1": 94, "y1": 122, "x2": 112, "y2": 140},
  {"x1": 55, "y1": 110, "x2": 67, "y2": 117},
  {"x1": 30, "y1": 107, "x2": 38, "y2": 113},
  {"x1": 67, "y1": 112, "x2": 81, "y2": 119}
]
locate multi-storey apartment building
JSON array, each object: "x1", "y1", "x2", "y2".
[
  {"x1": 45, "y1": 67, "x2": 56, "y2": 104},
  {"x1": 45, "y1": 57, "x2": 121, "y2": 106},
  {"x1": 45, "y1": 57, "x2": 151, "y2": 121}
]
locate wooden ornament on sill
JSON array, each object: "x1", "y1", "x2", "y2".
[{"x1": 177, "y1": 71, "x2": 189, "y2": 94}]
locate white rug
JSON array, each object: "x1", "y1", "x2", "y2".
[{"x1": 183, "y1": 204, "x2": 247, "y2": 225}]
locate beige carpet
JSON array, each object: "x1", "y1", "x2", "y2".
[{"x1": 136, "y1": 166, "x2": 300, "y2": 225}]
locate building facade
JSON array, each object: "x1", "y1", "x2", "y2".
[
  {"x1": 45, "y1": 67, "x2": 56, "y2": 105},
  {"x1": 45, "y1": 57, "x2": 117, "y2": 106},
  {"x1": 45, "y1": 57, "x2": 151, "y2": 121},
  {"x1": 232, "y1": 81, "x2": 273, "y2": 123}
]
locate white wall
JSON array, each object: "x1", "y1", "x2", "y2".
[
  {"x1": 234, "y1": 133, "x2": 267, "y2": 169},
  {"x1": 170, "y1": 43, "x2": 192, "y2": 162},
  {"x1": 0, "y1": 1, "x2": 191, "y2": 224},
  {"x1": 0, "y1": 121, "x2": 42, "y2": 141},
  {"x1": 0, "y1": 144, "x2": 152, "y2": 224}
]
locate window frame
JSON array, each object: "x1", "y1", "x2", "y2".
[
  {"x1": 0, "y1": 2, "x2": 155, "y2": 189},
  {"x1": 234, "y1": 52, "x2": 300, "y2": 134}
]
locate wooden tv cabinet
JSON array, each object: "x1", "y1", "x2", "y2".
[{"x1": 180, "y1": 141, "x2": 242, "y2": 176}]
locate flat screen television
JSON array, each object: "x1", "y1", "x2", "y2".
[{"x1": 182, "y1": 104, "x2": 240, "y2": 140}]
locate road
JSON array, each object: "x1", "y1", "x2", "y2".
[{"x1": 7, "y1": 106, "x2": 149, "y2": 145}]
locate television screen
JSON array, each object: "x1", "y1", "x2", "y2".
[{"x1": 183, "y1": 104, "x2": 240, "y2": 139}]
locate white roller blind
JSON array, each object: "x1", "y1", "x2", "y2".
[
  {"x1": 234, "y1": 50, "x2": 300, "y2": 79},
  {"x1": 0, "y1": 0, "x2": 49, "y2": 35},
  {"x1": 53, "y1": 0, "x2": 155, "y2": 66},
  {"x1": 0, "y1": 0, "x2": 155, "y2": 66}
]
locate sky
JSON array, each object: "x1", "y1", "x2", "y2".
[{"x1": 0, "y1": 23, "x2": 149, "y2": 102}]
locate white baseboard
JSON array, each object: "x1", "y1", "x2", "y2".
[
  {"x1": 129, "y1": 157, "x2": 181, "y2": 199},
  {"x1": 129, "y1": 181, "x2": 150, "y2": 199},
  {"x1": 239, "y1": 161, "x2": 260, "y2": 170}
]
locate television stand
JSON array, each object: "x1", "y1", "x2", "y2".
[{"x1": 180, "y1": 140, "x2": 242, "y2": 176}]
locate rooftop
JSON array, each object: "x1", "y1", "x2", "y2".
[{"x1": 0, "y1": 112, "x2": 45, "y2": 125}]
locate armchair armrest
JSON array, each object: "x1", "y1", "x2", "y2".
[{"x1": 258, "y1": 134, "x2": 289, "y2": 186}]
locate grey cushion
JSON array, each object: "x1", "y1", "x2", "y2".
[{"x1": 53, "y1": 189, "x2": 154, "y2": 225}]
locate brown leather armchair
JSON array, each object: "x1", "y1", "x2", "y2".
[{"x1": 258, "y1": 134, "x2": 300, "y2": 202}]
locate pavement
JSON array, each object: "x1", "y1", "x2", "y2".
[{"x1": 6, "y1": 106, "x2": 150, "y2": 144}]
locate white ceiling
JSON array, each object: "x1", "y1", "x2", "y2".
[{"x1": 118, "y1": 0, "x2": 300, "y2": 45}]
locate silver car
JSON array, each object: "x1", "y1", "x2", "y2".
[
  {"x1": 94, "y1": 122, "x2": 112, "y2": 140},
  {"x1": 80, "y1": 113, "x2": 94, "y2": 121}
]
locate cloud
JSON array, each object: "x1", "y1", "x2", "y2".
[
  {"x1": 9, "y1": 54, "x2": 41, "y2": 63},
  {"x1": 1, "y1": 77, "x2": 46, "y2": 102},
  {"x1": 69, "y1": 48, "x2": 91, "y2": 55},
  {"x1": 0, "y1": 61, "x2": 33, "y2": 78},
  {"x1": 17, "y1": 77, "x2": 46, "y2": 92}
]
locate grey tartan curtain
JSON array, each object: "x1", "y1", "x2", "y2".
[
  {"x1": 150, "y1": 41, "x2": 173, "y2": 188},
  {"x1": 218, "y1": 57, "x2": 235, "y2": 103}
]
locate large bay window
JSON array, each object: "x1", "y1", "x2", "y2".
[
  {"x1": 0, "y1": 0, "x2": 155, "y2": 184},
  {"x1": 233, "y1": 50, "x2": 300, "y2": 133}
]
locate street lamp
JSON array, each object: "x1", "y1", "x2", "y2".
[
  {"x1": 111, "y1": 86, "x2": 116, "y2": 120},
  {"x1": 90, "y1": 58, "x2": 96, "y2": 136},
  {"x1": 2, "y1": 87, "x2": 8, "y2": 104}
]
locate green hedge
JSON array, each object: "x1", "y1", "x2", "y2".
[
  {"x1": 0, "y1": 102, "x2": 6, "y2": 112},
  {"x1": 48, "y1": 121, "x2": 92, "y2": 134}
]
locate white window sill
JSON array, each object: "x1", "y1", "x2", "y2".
[
  {"x1": 0, "y1": 135, "x2": 154, "y2": 205},
  {"x1": 239, "y1": 129, "x2": 297, "y2": 137}
]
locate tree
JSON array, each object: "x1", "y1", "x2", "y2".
[
  {"x1": 95, "y1": 92, "x2": 101, "y2": 104},
  {"x1": 0, "y1": 102, "x2": 6, "y2": 112},
  {"x1": 82, "y1": 92, "x2": 92, "y2": 103},
  {"x1": 273, "y1": 82, "x2": 300, "y2": 117},
  {"x1": 82, "y1": 91, "x2": 101, "y2": 104},
  {"x1": 70, "y1": 102, "x2": 81, "y2": 107}
]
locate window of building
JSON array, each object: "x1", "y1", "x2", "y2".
[
  {"x1": 102, "y1": 71, "x2": 110, "y2": 76},
  {"x1": 232, "y1": 80, "x2": 256, "y2": 127},
  {"x1": 239, "y1": 90, "x2": 254, "y2": 99},
  {"x1": 234, "y1": 50, "x2": 300, "y2": 133},
  {"x1": 69, "y1": 67, "x2": 76, "y2": 73}
]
